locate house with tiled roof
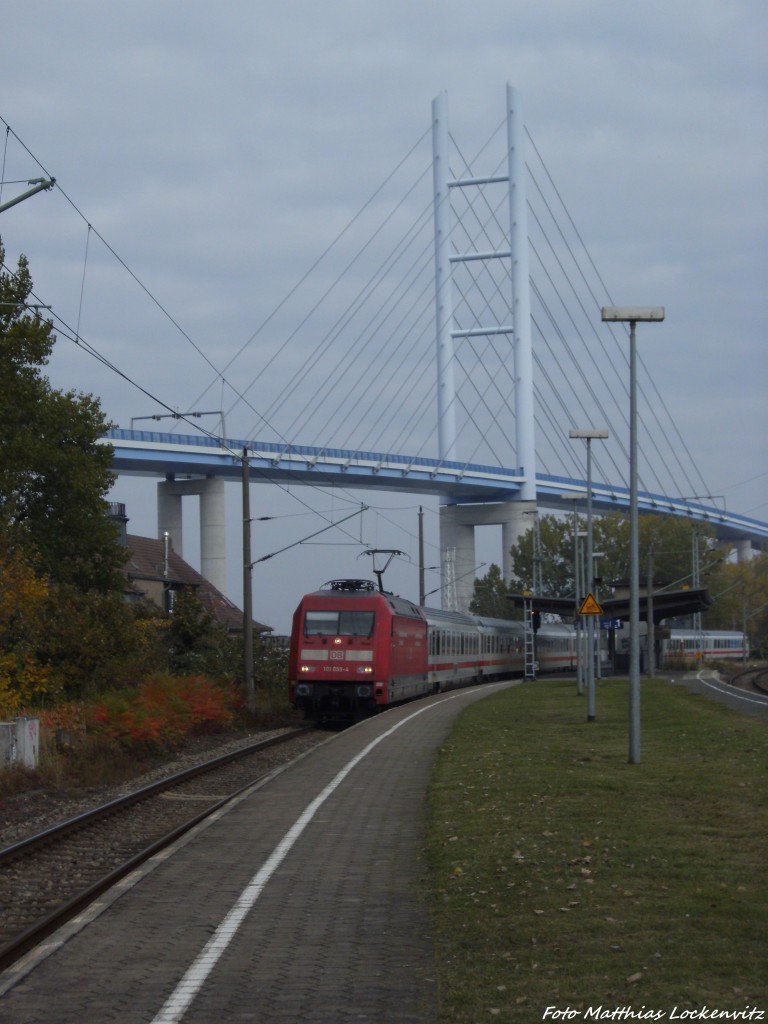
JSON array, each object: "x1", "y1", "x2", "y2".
[
  {"x1": 107, "y1": 502, "x2": 271, "y2": 634},
  {"x1": 120, "y1": 531, "x2": 271, "y2": 635}
]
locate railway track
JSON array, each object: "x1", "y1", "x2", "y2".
[
  {"x1": 725, "y1": 666, "x2": 768, "y2": 696},
  {"x1": 0, "y1": 726, "x2": 323, "y2": 972}
]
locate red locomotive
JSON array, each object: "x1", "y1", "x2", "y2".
[{"x1": 288, "y1": 578, "x2": 576, "y2": 723}]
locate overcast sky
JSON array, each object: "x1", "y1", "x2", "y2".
[{"x1": 1, "y1": 2, "x2": 766, "y2": 632}]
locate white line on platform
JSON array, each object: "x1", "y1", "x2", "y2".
[
  {"x1": 151, "y1": 686, "x2": 500, "y2": 1023},
  {"x1": 694, "y1": 670, "x2": 768, "y2": 706}
]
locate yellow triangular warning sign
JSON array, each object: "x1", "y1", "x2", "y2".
[{"x1": 579, "y1": 592, "x2": 603, "y2": 616}]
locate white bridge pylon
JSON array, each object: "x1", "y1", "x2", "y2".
[
  {"x1": 434, "y1": 84, "x2": 537, "y2": 611},
  {"x1": 130, "y1": 86, "x2": 542, "y2": 615}
]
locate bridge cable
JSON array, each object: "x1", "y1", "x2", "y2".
[{"x1": 525, "y1": 127, "x2": 713, "y2": 501}]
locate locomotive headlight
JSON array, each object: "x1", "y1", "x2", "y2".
[{"x1": 300, "y1": 665, "x2": 313, "y2": 673}]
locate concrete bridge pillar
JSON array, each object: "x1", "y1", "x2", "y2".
[
  {"x1": 735, "y1": 538, "x2": 753, "y2": 563},
  {"x1": 439, "y1": 499, "x2": 537, "y2": 613},
  {"x1": 157, "y1": 482, "x2": 184, "y2": 556},
  {"x1": 717, "y1": 537, "x2": 756, "y2": 565},
  {"x1": 157, "y1": 477, "x2": 227, "y2": 595},
  {"x1": 439, "y1": 505, "x2": 477, "y2": 613}
]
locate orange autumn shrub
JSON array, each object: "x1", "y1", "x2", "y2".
[{"x1": 88, "y1": 674, "x2": 238, "y2": 753}]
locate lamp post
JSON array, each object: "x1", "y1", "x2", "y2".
[
  {"x1": 601, "y1": 307, "x2": 665, "y2": 764},
  {"x1": 560, "y1": 493, "x2": 587, "y2": 693},
  {"x1": 577, "y1": 531, "x2": 588, "y2": 690},
  {"x1": 592, "y1": 551, "x2": 605, "y2": 679},
  {"x1": 569, "y1": 430, "x2": 608, "y2": 722}
]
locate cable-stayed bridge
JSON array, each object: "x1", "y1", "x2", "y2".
[
  {"x1": 106, "y1": 428, "x2": 767, "y2": 612},
  {"x1": 103, "y1": 86, "x2": 766, "y2": 613}
]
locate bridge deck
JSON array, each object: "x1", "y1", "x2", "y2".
[{"x1": 103, "y1": 429, "x2": 768, "y2": 544}]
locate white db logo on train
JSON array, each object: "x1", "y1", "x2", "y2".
[{"x1": 330, "y1": 651, "x2": 344, "y2": 660}]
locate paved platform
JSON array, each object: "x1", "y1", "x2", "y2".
[{"x1": 0, "y1": 681, "x2": 519, "y2": 1023}]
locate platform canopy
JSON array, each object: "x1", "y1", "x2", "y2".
[{"x1": 507, "y1": 588, "x2": 712, "y2": 624}]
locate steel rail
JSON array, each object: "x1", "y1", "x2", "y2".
[
  {"x1": 726, "y1": 667, "x2": 768, "y2": 696},
  {"x1": 0, "y1": 726, "x2": 311, "y2": 865},
  {"x1": 0, "y1": 726, "x2": 315, "y2": 972}
]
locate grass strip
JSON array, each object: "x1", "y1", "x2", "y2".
[{"x1": 424, "y1": 677, "x2": 767, "y2": 1021}]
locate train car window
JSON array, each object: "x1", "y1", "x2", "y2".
[{"x1": 304, "y1": 611, "x2": 375, "y2": 637}]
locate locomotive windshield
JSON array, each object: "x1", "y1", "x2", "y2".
[{"x1": 304, "y1": 610, "x2": 375, "y2": 638}]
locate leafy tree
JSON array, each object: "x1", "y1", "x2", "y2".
[
  {"x1": 705, "y1": 554, "x2": 768, "y2": 658},
  {"x1": 505, "y1": 514, "x2": 575, "y2": 597},
  {"x1": 36, "y1": 585, "x2": 161, "y2": 699},
  {"x1": 471, "y1": 510, "x2": 724, "y2": 618},
  {"x1": 0, "y1": 240, "x2": 125, "y2": 591},
  {"x1": 469, "y1": 562, "x2": 516, "y2": 619},
  {"x1": 591, "y1": 513, "x2": 719, "y2": 594},
  {"x1": 501, "y1": 511, "x2": 718, "y2": 596},
  {"x1": 0, "y1": 539, "x2": 51, "y2": 716},
  {"x1": 167, "y1": 586, "x2": 241, "y2": 679}
]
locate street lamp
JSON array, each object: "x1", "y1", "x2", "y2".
[
  {"x1": 569, "y1": 430, "x2": 608, "y2": 722},
  {"x1": 560, "y1": 492, "x2": 587, "y2": 694},
  {"x1": 601, "y1": 306, "x2": 665, "y2": 764},
  {"x1": 592, "y1": 552, "x2": 605, "y2": 680}
]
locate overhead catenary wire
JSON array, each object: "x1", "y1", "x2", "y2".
[
  {"x1": 0, "y1": 117, "x2": 299, "y2": 461},
  {"x1": 0, "y1": 253, "x2": 372, "y2": 555},
  {"x1": 0, "y1": 117, "x2": 443, "y2": 568},
  {"x1": 0, "y1": 105, "x2": 730, "y2": 573}
]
